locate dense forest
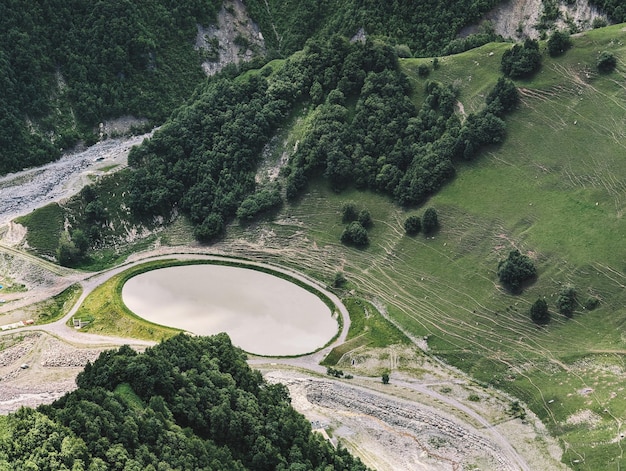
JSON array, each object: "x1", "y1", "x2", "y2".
[
  {"x1": 0, "y1": 0, "x2": 512, "y2": 175},
  {"x1": 126, "y1": 35, "x2": 516, "y2": 240},
  {"x1": 0, "y1": 334, "x2": 369, "y2": 470},
  {"x1": 0, "y1": 0, "x2": 219, "y2": 174},
  {"x1": 244, "y1": 0, "x2": 503, "y2": 57},
  {"x1": 590, "y1": 0, "x2": 626, "y2": 22},
  {"x1": 3, "y1": 0, "x2": 622, "y2": 176}
]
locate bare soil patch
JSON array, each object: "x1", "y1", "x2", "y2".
[
  {"x1": 0, "y1": 332, "x2": 108, "y2": 413},
  {"x1": 263, "y1": 367, "x2": 566, "y2": 471},
  {"x1": 462, "y1": 0, "x2": 607, "y2": 40}
]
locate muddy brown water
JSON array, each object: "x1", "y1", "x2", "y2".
[{"x1": 122, "y1": 264, "x2": 337, "y2": 356}]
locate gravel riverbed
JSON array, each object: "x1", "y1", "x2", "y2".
[{"x1": 0, "y1": 132, "x2": 151, "y2": 226}]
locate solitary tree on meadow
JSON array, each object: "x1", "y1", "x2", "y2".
[
  {"x1": 404, "y1": 215, "x2": 421, "y2": 235},
  {"x1": 422, "y1": 208, "x2": 439, "y2": 235},
  {"x1": 530, "y1": 298, "x2": 550, "y2": 324}
]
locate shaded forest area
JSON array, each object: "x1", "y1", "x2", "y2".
[
  {"x1": 590, "y1": 0, "x2": 626, "y2": 22},
  {"x1": 245, "y1": 0, "x2": 504, "y2": 57},
  {"x1": 0, "y1": 334, "x2": 369, "y2": 470},
  {"x1": 2, "y1": 0, "x2": 512, "y2": 175},
  {"x1": 0, "y1": 0, "x2": 219, "y2": 174},
  {"x1": 5, "y1": 0, "x2": 623, "y2": 176}
]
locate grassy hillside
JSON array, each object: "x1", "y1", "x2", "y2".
[
  {"x1": 405, "y1": 27, "x2": 626, "y2": 470},
  {"x1": 221, "y1": 26, "x2": 626, "y2": 470}
]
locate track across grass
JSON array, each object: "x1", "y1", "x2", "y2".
[{"x1": 221, "y1": 26, "x2": 626, "y2": 470}]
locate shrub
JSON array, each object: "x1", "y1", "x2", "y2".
[
  {"x1": 584, "y1": 296, "x2": 600, "y2": 311},
  {"x1": 547, "y1": 31, "x2": 571, "y2": 56},
  {"x1": 530, "y1": 298, "x2": 550, "y2": 324},
  {"x1": 341, "y1": 221, "x2": 369, "y2": 247},
  {"x1": 57, "y1": 239, "x2": 81, "y2": 267},
  {"x1": 422, "y1": 208, "x2": 439, "y2": 235},
  {"x1": 236, "y1": 186, "x2": 282, "y2": 222},
  {"x1": 418, "y1": 64, "x2": 430, "y2": 77},
  {"x1": 382, "y1": 373, "x2": 390, "y2": 384},
  {"x1": 597, "y1": 51, "x2": 617, "y2": 73},
  {"x1": 395, "y1": 44, "x2": 412, "y2": 58},
  {"x1": 333, "y1": 272, "x2": 347, "y2": 288},
  {"x1": 326, "y1": 367, "x2": 344, "y2": 378},
  {"x1": 358, "y1": 209, "x2": 373, "y2": 228},
  {"x1": 486, "y1": 77, "x2": 519, "y2": 115},
  {"x1": 509, "y1": 400, "x2": 526, "y2": 419},
  {"x1": 501, "y1": 39, "x2": 541, "y2": 78},
  {"x1": 404, "y1": 215, "x2": 421, "y2": 235},
  {"x1": 556, "y1": 287, "x2": 576, "y2": 317},
  {"x1": 194, "y1": 213, "x2": 224, "y2": 242},
  {"x1": 341, "y1": 201, "x2": 358, "y2": 223},
  {"x1": 592, "y1": 17, "x2": 608, "y2": 29},
  {"x1": 497, "y1": 250, "x2": 536, "y2": 292},
  {"x1": 71, "y1": 229, "x2": 89, "y2": 254}
]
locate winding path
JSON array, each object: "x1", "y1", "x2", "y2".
[
  {"x1": 0, "y1": 133, "x2": 534, "y2": 470},
  {"x1": 0, "y1": 245, "x2": 533, "y2": 469}
]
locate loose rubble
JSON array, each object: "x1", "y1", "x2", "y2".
[{"x1": 0, "y1": 332, "x2": 108, "y2": 413}]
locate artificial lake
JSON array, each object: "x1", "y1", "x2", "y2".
[{"x1": 122, "y1": 264, "x2": 338, "y2": 356}]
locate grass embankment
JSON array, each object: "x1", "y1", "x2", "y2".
[
  {"x1": 0, "y1": 416, "x2": 7, "y2": 441},
  {"x1": 16, "y1": 171, "x2": 166, "y2": 271},
  {"x1": 15, "y1": 203, "x2": 64, "y2": 258},
  {"x1": 72, "y1": 260, "x2": 181, "y2": 341},
  {"x1": 114, "y1": 383, "x2": 145, "y2": 411},
  {"x1": 35, "y1": 283, "x2": 82, "y2": 324},
  {"x1": 74, "y1": 257, "x2": 342, "y2": 347},
  {"x1": 322, "y1": 297, "x2": 410, "y2": 366}
]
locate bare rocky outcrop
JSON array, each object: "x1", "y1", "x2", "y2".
[
  {"x1": 464, "y1": 0, "x2": 608, "y2": 40},
  {"x1": 100, "y1": 116, "x2": 150, "y2": 140},
  {"x1": 196, "y1": 0, "x2": 265, "y2": 76}
]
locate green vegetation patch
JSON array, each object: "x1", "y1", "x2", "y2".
[
  {"x1": 260, "y1": 27, "x2": 626, "y2": 468},
  {"x1": 2, "y1": 335, "x2": 369, "y2": 470},
  {"x1": 113, "y1": 383, "x2": 145, "y2": 411},
  {"x1": 15, "y1": 203, "x2": 64, "y2": 258},
  {"x1": 72, "y1": 260, "x2": 181, "y2": 341},
  {"x1": 35, "y1": 283, "x2": 82, "y2": 325},
  {"x1": 322, "y1": 297, "x2": 410, "y2": 366}
]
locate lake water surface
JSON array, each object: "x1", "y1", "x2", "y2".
[{"x1": 122, "y1": 264, "x2": 337, "y2": 356}]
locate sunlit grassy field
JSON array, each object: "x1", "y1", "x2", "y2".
[{"x1": 240, "y1": 26, "x2": 626, "y2": 469}]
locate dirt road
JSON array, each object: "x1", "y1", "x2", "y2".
[
  {"x1": 0, "y1": 246, "x2": 565, "y2": 469},
  {"x1": 0, "y1": 133, "x2": 565, "y2": 469}
]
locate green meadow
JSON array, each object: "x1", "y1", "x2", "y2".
[{"x1": 243, "y1": 26, "x2": 626, "y2": 469}]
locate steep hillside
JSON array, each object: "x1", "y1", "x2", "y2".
[
  {"x1": 244, "y1": 0, "x2": 503, "y2": 57},
  {"x1": 471, "y1": 0, "x2": 608, "y2": 40},
  {"x1": 2, "y1": 0, "x2": 616, "y2": 176},
  {"x1": 102, "y1": 24, "x2": 626, "y2": 469},
  {"x1": 5, "y1": 3, "x2": 626, "y2": 469},
  {"x1": 0, "y1": 0, "x2": 224, "y2": 174}
]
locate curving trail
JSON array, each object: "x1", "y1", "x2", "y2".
[
  {"x1": 0, "y1": 244, "x2": 536, "y2": 470},
  {"x1": 0, "y1": 133, "x2": 541, "y2": 470}
]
